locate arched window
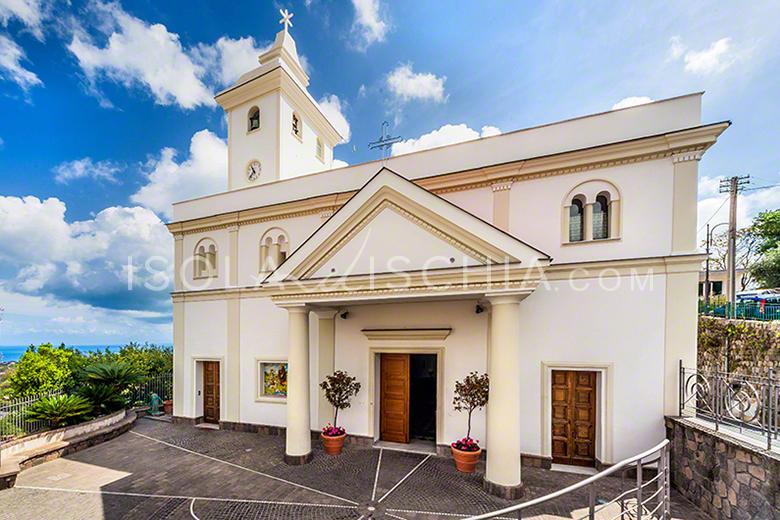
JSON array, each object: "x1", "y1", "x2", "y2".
[
  {"x1": 316, "y1": 137, "x2": 324, "y2": 160},
  {"x1": 593, "y1": 194, "x2": 610, "y2": 240},
  {"x1": 292, "y1": 112, "x2": 302, "y2": 139},
  {"x1": 569, "y1": 198, "x2": 584, "y2": 242},
  {"x1": 248, "y1": 106, "x2": 260, "y2": 132},
  {"x1": 194, "y1": 238, "x2": 218, "y2": 278},
  {"x1": 260, "y1": 229, "x2": 290, "y2": 272}
]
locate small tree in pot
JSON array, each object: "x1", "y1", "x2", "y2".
[
  {"x1": 451, "y1": 371, "x2": 489, "y2": 472},
  {"x1": 319, "y1": 370, "x2": 361, "y2": 455}
]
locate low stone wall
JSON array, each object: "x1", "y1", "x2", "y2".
[
  {"x1": 0, "y1": 409, "x2": 127, "y2": 459},
  {"x1": 699, "y1": 316, "x2": 780, "y2": 375},
  {"x1": 666, "y1": 416, "x2": 780, "y2": 519},
  {"x1": 0, "y1": 410, "x2": 137, "y2": 490}
]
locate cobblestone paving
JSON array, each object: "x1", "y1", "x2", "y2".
[{"x1": 0, "y1": 419, "x2": 712, "y2": 520}]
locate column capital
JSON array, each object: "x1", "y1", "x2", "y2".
[
  {"x1": 492, "y1": 180, "x2": 513, "y2": 192},
  {"x1": 312, "y1": 308, "x2": 339, "y2": 320},
  {"x1": 485, "y1": 291, "x2": 529, "y2": 306},
  {"x1": 227, "y1": 225, "x2": 240, "y2": 233},
  {"x1": 276, "y1": 302, "x2": 311, "y2": 313},
  {"x1": 173, "y1": 233, "x2": 184, "y2": 241}
]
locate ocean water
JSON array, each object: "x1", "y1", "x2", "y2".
[{"x1": 0, "y1": 345, "x2": 124, "y2": 363}]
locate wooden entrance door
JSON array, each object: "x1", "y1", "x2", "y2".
[
  {"x1": 380, "y1": 354, "x2": 410, "y2": 443},
  {"x1": 551, "y1": 370, "x2": 596, "y2": 467},
  {"x1": 203, "y1": 361, "x2": 220, "y2": 424}
]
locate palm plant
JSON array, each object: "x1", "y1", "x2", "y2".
[
  {"x1": 82, "y1": 362, "x2": 144, "y2": 392},
  {"x1": 75, "y1": 383, "x2": 127, "y2": 415},
  {"x1": 25, "y1": 394, "x2": 92, "y2": 428}
]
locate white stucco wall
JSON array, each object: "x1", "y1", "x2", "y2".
[
  {"x1": 438, "y1": 186, "x2": 494, "y2": 225},
  {"x1": 280, "y1": 92, "x2": 332, "y2": 180},
  {"x1": 183, "y1": 300, "x2": 228, "y2": 418},
  {"x1": 181, "y1": 229, "x2": 230, "y2": 291}
]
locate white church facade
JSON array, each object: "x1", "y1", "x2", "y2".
[{"x1": 166, "y1": 19, "x2": 728, "y2": 498}]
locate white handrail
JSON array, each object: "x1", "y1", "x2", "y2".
[{"x1": 462, "y1": 439, "x2": 670, "y2": 520}]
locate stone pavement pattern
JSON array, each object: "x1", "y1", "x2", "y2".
[{"x1": 0, "y1": 419, "x2": 711, "y2": 520}]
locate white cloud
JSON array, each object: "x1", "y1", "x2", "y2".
[
  {"x1": 130, "y1": 129, "x2": 227, "y2": 220},
  {"x1": 668, "y1": 36, "x2": 685, "y2": 60},
  {"x1": 0, "y1": 136, "x2": 4, "y2": 149},
  {"x1": 0, "y1": 0, "x2": 48, "y2": 41},
  {"x1": 668, "y1": 36, "x2": 740, "y2": 76},
  {"x1": 317, "y1": 94, "x2": 351, "y2": 143},
  {"x1": 67, "y1": 1, "x2": 214, "y2": 109},
  {"x1": 191, "y1": 35, "x2": 271, "y2": 88},
  {"x1": 357, "y1": 84, "x2": 366, "y2": 98},
  {"x1": 350, "y1": 0, "x2": 389, "y2": 51},
  {"x1": 387, "y1": 63, "x2": 447, "y2": 104},
  {"x1": 0, "y1": 34, "x2": 42, "y2": 91},
  {"x1": 698, "y1": 175, "x2": 723, "y2": 199},
  {"x1": 612, "y1": 96, "x2": 653, "y2": 110},
  {"x1": 392, "y1": 124, "x2": 501, "y2": 156},
  {"x1": 332, "y1": 159, "x2": 349, "y2": 169},
  {"x1": 684, "y1": 38, "x2": 738, "y2": 75},
  {"x1": 52, "y1": 157, "x2": 123, "y2": 184}
]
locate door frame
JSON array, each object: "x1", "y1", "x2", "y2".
[
  {"x1": 542, "y1": 361, "x2": 613, "y2": 465},
  {"x1": 191, "y1": 355, "x2": 225, "y2": 422},
  {"x1": 368, "y1": 346, "x2": 444, "y2": 445}
]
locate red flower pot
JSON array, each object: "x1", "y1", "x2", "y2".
[
  {"x1": 321, "y1": 432, "x2": 346, "y2": 455},
  {"x1": 452, "y1": 446, "x2": 482, "y2": 472},
  {"x1": 163, "y1": 400, "x2": 173, "y2": 415}
]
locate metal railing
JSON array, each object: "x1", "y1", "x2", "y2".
[
  {"x1": 680, "y1": 364, "x2": 780, "y2": 450},
  {"x1": 128, "y1": 373, "x2": 173, "y2": 408},
  {"x1": 698, "y1": 298, "x2": 780, "y2": 321},
  {"x1": 0, "y1": 389, "x2": 64, "y2": 442},
  {"x1": 463, "y1": 440, "x2": 671, "y2": 520}
]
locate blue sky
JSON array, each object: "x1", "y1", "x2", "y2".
[{"x1": 0, "y1": 0, "x2": 779, "y2": 347}]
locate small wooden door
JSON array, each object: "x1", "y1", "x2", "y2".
[
  {"x1": 380, "y1": 354, "x2": 410, "y2": 443},
  {"x1": 551, "y1": 370, "x2": 596, "y2": 467},
  {"x1": 203, "y1": 361, "x2": 220, "y2": 424}
]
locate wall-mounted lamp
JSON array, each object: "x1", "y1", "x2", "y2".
[
  {"x1": 475, "y1": 304, "x2": 485, "y2": 314},
  {"x1": 340, "y1": 310, "x2": 349, "y2": 319}
]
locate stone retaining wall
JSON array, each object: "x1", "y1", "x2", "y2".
[
  {"x1": 666, "y1": 416, "x2": 780, "y2": 519},
  {"x1": 699, "y1": 316, "x2": 780, "y2": 375}
]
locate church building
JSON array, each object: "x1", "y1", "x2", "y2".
[{"x1": 166, "y1": 16, "x2": 728, "y2": 498}]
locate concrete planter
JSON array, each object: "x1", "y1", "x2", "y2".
[
  {"x1": 452, "y1": 446, "x2": 482, "y2": 472},
  {"x1": 321, "y1": 433, "x2": 346, "y2": 455}
]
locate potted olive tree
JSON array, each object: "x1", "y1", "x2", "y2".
[
  {"x1": 451, "y1": 372, "x2": 489, "y2": 472},
  {"x1": 319, "y1": 370, "x2": 361, "y2": 455}
]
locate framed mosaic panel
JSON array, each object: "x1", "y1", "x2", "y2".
[{"x1": 255, "y1": 358, "x2": 288, "y2": 402}]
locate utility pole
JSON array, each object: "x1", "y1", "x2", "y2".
[
  {"x1": 719, "y1": 175, "x2": 750, "y2": 317},
  {"x1": 705, "y1": 222, "x2": 728, "y2": 308}
]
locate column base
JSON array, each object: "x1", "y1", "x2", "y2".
[
  {"x1": 483, "y1": 477, "x2": 524, "y2": 500},
  {"x1": 284, "y1": 451, "x2": 313, "y2": 466}
]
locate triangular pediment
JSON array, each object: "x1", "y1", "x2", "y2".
[{"x1": 265, "y1": 168, "x2": 549, "y2": 283}]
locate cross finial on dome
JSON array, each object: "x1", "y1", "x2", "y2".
[{"x1": 279, "y1": 9, "x2": 293, "y2": 33}]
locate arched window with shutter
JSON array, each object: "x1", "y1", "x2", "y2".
[
  {"x1": 193, "y1": 238, "x2": 218, "y2": 278},
  {"x1": 260, "y1": 228, "x2": 290, "y2": 272},
  {"x1": 248, "y1": 106, "x2": 260, "y2": 132},
  {"x1": 569, "y1": 198, "x2": 584, "y2": 242},
  {"x1": 593, "y1": 194, "x2": 610, "y2": 240}
]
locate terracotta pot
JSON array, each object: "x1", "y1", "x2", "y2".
[
  {"x1": 321, "y1": 432, "x2": 346, "y2": 455},
  {"x1": 163, "y1": 400, "x2": 173, "y2": 415},
  {"x1": 452, "y1": 446, "x2": 482, "y2": 473}
]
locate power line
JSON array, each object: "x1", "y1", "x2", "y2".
[{"x1": 698, "y1": 196, "x2": 729, "y2": 234}]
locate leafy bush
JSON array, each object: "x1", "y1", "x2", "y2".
[
  {"x1": 319, "y1": 371, "x2": 361, "y2": 429},
  {"x1": 82, "y1": 362, "x2": 144, "y2": 392},
  {"x1": 7, "y1": 344, "x2": 75, "y2": 396},
  {"x1": 75, "y1": 383, "x2": 127, "y2": 415},
  {"x1": 25, "y1": 394, "x2": 92, "y2": 428}
]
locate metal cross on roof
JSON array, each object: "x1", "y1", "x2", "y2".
[
  {"x1": 279, "y1": 9, "x2": 293, "y2": 33},
  {"x1": 368, "y1": 121, "x2": 403, "y2": 164}
]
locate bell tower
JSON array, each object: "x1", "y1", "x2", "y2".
[{"x1": 215, "y1": 9, "x2": 343, "y2": 190}]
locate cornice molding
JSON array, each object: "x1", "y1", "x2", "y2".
[
  {"x1": 362, "y1": 328, "x2": 452, "y2": 341},
  {"x1": 492, "y1": 181, "x2": 513, "y2": 192},
  {"x1": 169, "y1": 122, "x2": 729, "y2": 236}
]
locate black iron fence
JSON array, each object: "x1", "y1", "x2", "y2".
[
  {"x1": 679, "y1": 363, "x2": 780, "y2": 450},
  {"x1": 128, "y1": 373, "x2": 173, "y2": 408}
]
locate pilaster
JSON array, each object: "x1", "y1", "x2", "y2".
[
  {"x1": 313, "y1": 309, "x2": 338, "y2": 429},
  {"x1": 173, "y1": 234, "x2": 184, "y2": 292},
  {"x1": 492, "y1": 181, "x2": 513, "y2": 232},
  {"x1": 671, "y1": 152, "x2": 703, "y2": 253}
]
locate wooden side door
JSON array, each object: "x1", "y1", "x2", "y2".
[
  {"x1": 551, "y1": 370, "x2": 596, "y2": 467},
  {"x1": 203, "y1": 361, "x2": 220, "y2": 424},
  {"x1": 380, "y1": 353, "x2": 410, "y2": 443}
]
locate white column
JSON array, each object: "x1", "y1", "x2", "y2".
[
  {"x1": 583, "y1": 202, "x2": 594, "y2": 241},
  {"x1": 484, "y1": 292, "x2": 526, "y2": 499},
  {"x1": 283, "y1": 304, "x2": 312, "y2": 464}
]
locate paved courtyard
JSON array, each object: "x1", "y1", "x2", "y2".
[{"x1": 0, "y1": 418, "x2": 710, "y2": 520}]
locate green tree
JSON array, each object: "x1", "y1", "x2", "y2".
[
  {"x1": 752, "y1": 209, "x2": 780, "y2": 253},
  {"x1": 7, "y1": 344, "x2": 75, "y2": 396},
  {"x1": 750, "y1": 247, "x2": 780, "y2": 289},
  {"x1": 453, "y1": 372, "x2": 490, "y2": 441},
  {"x1": 117, "y1": 343, "x2": 172, "y2": 375},
  {"x1": 319, "y1": 371, "x2": 361, "y2": 429}
]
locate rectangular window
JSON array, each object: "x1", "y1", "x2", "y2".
[
  {"x1": 713, "y1": 281, "x2": 723, "y2": 295},
  {"x1": 316, "y1": 138, "x2": 323, "y2": 159},
  {"x1": 569, "y1": 214, "x2": 583, "y2": 242}
]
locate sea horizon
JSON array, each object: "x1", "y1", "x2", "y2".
[{"x1": 0, "y1": 344, "x2": 172, "y2": 363}]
